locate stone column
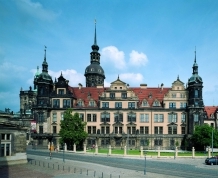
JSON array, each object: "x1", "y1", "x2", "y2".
[
  {"x1": 192, "y1": 147, "x2": 195, "y2": 158},
  {"x1": 157, "y1": 146, "x2": 160, "y2": 158},
  {"x1": 140, "y1": 146, "x2": 143, "y2": 157},
  {"x1": 83, "y1": 144, "x2": 86, "y2": 153},
  {"x1": 175, "y1": 146, "x2": 178, "y2": 158},
  {"x1": 108, "y1": 145, "x2": 112, "y2": 156},
  {"x1": 64, "y1": 143, "x2": 67, "y2": 151},
  {"x1": 208, "y1": 146, "x2": 211, "y2": 157},
  {"x1": 124, "y1": 145, "x2": 127, "y2": 156},
  {"x1": 73, "y1": 144, "x2": 76, "y2": 152},
  {"x1": 95, "y1": 144, "x2": 98, "y2": 154},
  {"x1": 48, "y1": 142, "x2": 50, "y2": 150}
]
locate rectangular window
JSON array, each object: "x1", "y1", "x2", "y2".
[
  {"x1": 87, "y1": 114, "x2": 91, "y2": 122},
  {"x1": 114, "y1": 113, "x2": 123, "y2": 122},
  {"x1": 180, "y1": 102, "x2": 187, "y2": 108},
  {"x1": 168, "y1": 126, "x2": 177, "y2": 134},
  {"x1": 181, "y1": 113, "x2": 186, "y2": 123},
  {"x1": 140, "y1": 114, "x2": 149, "y2": 122},
  {"x1": 88, "y1": 126, "x2": 91, "y2": 134},
  {"x1": 89, "y1": 101, "x2": 95, "y2": 107},
  {"x1": 140, "y1": 127, "x2": 144, "y2": 134},
  {"x1": 121, "y1": 92, "x2": 127, "y2": 99},
  {"x1": 154, "y1": 139, "x2": 163, "y2": 146},
  {"x1": 61, "y1": 113, "x2": 64, "y2": 120},
  {"x1": 87, "y1": 114, "x2": 97, "y2": 122},
  {"x1": 93, "y1": 114, "x2": 97, "y2": 122},
  {"x1": 101, "y1": 113, "x2": 110, "y2": 122},
  {"x1": 53, "y1": 99, "x2": 60, "y2": 108},
  {"x1": 52, "y1": 113, "x2": 57, "y2": 122},
  {"x1": 110, "y1": 93, "x2": 115, "y2": 98},
  {"x1": 181, "y1": 127, "x2": 186, "y2": 134},
  {"x1": 194, "y1": 114, "x2": 199, "y2": 122},
  {"x1": 154, "y1": 114, "x2": 164, "y2": 123},
  {"x1": 115, "y1": 102, "x2": 122, "y2": 108},
  {"x1": 195, "y1": 90, "x2": 198, "y2": 97},
  {"x1": 145, "y1": 127, "x2": 149, "y2": 134},
  {"x1": 132, "y1": 127, "x2": 136, "y2": 134},
  {"x1": 169, "y1": 102, "x2": 176, "y2": 108},
  {"x1": 172, "y1": 93, "x2": 176, "y2": 98},
  {"x1": 79, "y1": 113, "x2": 84, "y2": 121},
  {"x1": 93, "y1": 126, "x2": 96, "y2": 134},
  {"x1": 168, "y1": 113, "x2": 177, "y2": 123},
  {"x1": 58, "y1": 89, "x2": 64, "y2": 95},
  {"x1": 142, "y1": 101, "x2": 148, "y2": 107},
  {"x1": 63, "y1": 99, "x2": 71, "y2": 108},
  {"x1": 102, "y1": 102, "x2": 109, "y2": 108},
  {"x1": 127, "y1": 113, "x2": 136, "y2": 122},
  {"x1": 128, "y1": 102, "x2": 135, "y2": 109},
  {"x1": 39, "y1": 126, "x2": 43, "y2": 134},
  {"x1": 53, "y1": 126, "x2": 57, "y2": 134},
  {"x1": 154, "y1": 127, "x2": 163, "y2": 134},
  {"x1": 106, "y1": 126, "x2": 110, "y2": 134},
  {"x1": 101, "y1": 127, "x2": 105, "y2": 134}
]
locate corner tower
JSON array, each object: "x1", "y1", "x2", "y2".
[
  {"x1": 187, "y1": 50, "x2": 204, "y2": 134},
  {"x1": 84, "y1": 21, "x2": 105, "y2": 87}
]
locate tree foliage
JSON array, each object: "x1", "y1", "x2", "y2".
[
  {"x1": 59, "y1": 109, "x2": 88, "y2": 149},
  {"x1": 191, "y1": 124, "x2": 218, "y2": 151}
]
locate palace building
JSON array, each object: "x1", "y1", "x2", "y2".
[{"x1": 20, "y1": 24, "x2": 218, "y2": 150}]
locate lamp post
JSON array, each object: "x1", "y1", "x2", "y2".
[
  {"x1": 144, "y1": 151, "x2": 146, "y2": 175},
  {"x1": 47, "y1": 134, "x2": 53, "y2": 159},
  {"x1": 212, "y1": 129, "x2": 214, "y2": 157},
  {"x1": 63, "y1": 143, "x2": 65, "y2": 162}
]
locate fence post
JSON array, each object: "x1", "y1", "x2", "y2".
[
  {"x1": 124, "y1": 145, "x2": 127, "y2": 156},
  {"x1": 157, "y1": 146, "x2": 160, "y2": 158},
  {"x1": 192, "y1": 147, "x2": 195, "y2": 159}
]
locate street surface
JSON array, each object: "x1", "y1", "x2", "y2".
[{"x1": 24, "y1": 149, "x2": 218, "y2": 178}]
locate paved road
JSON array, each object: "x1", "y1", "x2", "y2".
[{"x1": 25, "y1": 149, "x2": 218, "y2": 178}]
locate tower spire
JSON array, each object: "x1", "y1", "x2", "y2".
[{"x1": 94, "y1": 19, "x2": 97, "y2": 45}]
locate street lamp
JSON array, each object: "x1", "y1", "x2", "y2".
[
  {"x1": 47, "y1": 134, "x2": 53, "y2": 159},
  {"x1": 212, "y1": 129, "x2": 214, "y2": 157},
  {"x1": 144, "y1": 151, "x2": 147, "y2": 175},
  {"x1": 62, "y1": 143, "x2": 65, "y2": 162}
]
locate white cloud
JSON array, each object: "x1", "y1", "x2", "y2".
[
  {"x1": 104, "y1": 80, "x2": 111, "y2": 87},
  {"x1": 16, "y1": 0, "x2": 57, "y2": 21},
  {"x1": 29, "y1": 68, "x2": 85, "y2": 86},
  {"x1": 119, "y1": 73, "x2": 144, "y2": 85},
  {"x1": 129, "y1": 50, "x2": 148, "y2": 66},
  {"x1": 101, "y1": 46, "x2": 126, "y2": 69}
]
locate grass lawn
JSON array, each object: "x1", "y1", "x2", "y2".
[{"x1": 86, "y1": 148, "x2": 215, "y2": 157}]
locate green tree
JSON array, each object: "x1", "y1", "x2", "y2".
[
  {"x1": 191, "y1": 124, "x2": 218, "y2": 151},
  {"x1": 59, "y1": 109, "x2": 88, "y2": 150}
]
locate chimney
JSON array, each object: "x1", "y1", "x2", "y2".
[
  {"x1": 161, "y1": 83, "x2": 164, "y2": 90},
  {"x1": 78, "y1": 83, "x2": 82, "y2": 89},
  {"x1": 140, "y1": 84, "x2": 147, "y2": 89}
]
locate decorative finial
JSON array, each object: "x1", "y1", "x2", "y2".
[
  {"x1": 44, "y1": 45, "x2": 47, "y2": 61},
  {"x1": 61, "y1": 71, "x2": 63, "y2": 76},
  {"x1": 177, "y1": 75, "x2": 179, "y2": 80},
  {"x1": 118, "y1": 75, "x2": 120, "y2": 80},
  {"x1": 194, "y1": 46, "x2": 196, "y2": 63}
]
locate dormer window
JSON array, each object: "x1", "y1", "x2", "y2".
[
  {"x1": 89, "y1": 101, "x2": 95, "y2": 107},
  {"x1": 77, "y1": 100, "x2": 83, "y2": 107},
  {"x1": 153, "y1": 101, "x2": 159, "y2": 107},
  {"x1": 142, "y1": 101, "x2": 148, "y2": 107},
  {"x1": 58, "y1": 89, "x2": 64, "y2": 95},
  {"x1": 120, "y1": 87, "x2": 122, "y2": 89}
]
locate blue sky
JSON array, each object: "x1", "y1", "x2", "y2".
[{"x1": 0, "y1": 0, "x2": 218, "y2": 112}]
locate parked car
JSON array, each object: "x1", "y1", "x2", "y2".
[{"x1": 205, "y1": 156, "x2": 218, "y2": 165}]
